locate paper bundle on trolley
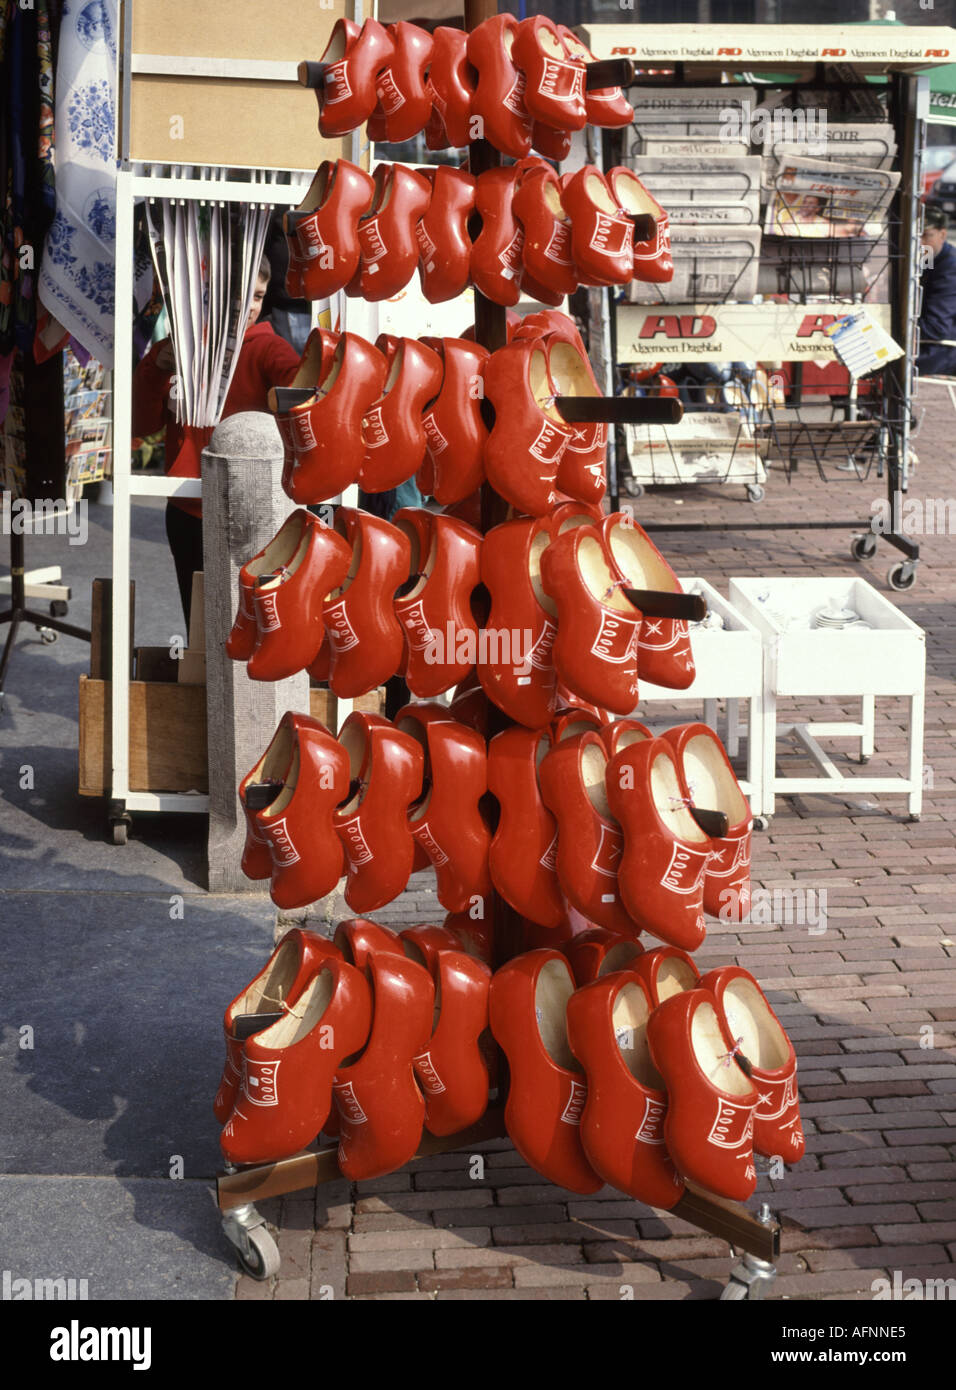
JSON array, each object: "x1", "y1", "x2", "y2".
[
  {"x1": 763, "y1": 157, "x2": 900, "y2": 238},
  {"x1": 627, "y1": 226, "x2": 762, "y2": 303},
  {"x1": 625, "y1": 410, "x2": 766, "y2": 488}
]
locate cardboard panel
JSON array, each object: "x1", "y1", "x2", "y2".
[
  {"x1": 129, "y1": 75, "x2": 346, "y2": 169},
  {"x1": 131, "y1": 0, "x2": 345, "y2": 63}
]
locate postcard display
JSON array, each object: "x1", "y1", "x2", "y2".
[
  {"x1": 591, "y1": 22, "x2": 953, "y2": 593},
  {"x1": 198, "y1": 4, "x2": 825, "y2": 1302}
]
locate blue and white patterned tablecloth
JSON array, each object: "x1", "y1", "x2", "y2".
[{"x1": 38, "y1": 0, "x2": 117, "y2": 366}]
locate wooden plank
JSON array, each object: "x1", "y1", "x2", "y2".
[
  {"x1": 136, "y1": 647, "x2": 179, "y2": 683},
  {"x1": 90, "y1": 579, "x2": 135, "y2": 681},
  {"x1": 78, "y1": 676, "x2": 208, "y2": 795},
  {"x1": 178, "y1": 572, "x2": 206, "y2": 685}
]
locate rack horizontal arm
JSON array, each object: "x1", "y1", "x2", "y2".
[
  {"x1": 673, "y1": 1182, "x2": 780, "y2": 1262},
  {"x1": 622, "y1": 588, "x2": 707, "y2": 622},
  {"x1": 298, "y1": 60, "x2": 329, "y2": 89},
  {"x1": 217, "y1": 1107, "x2": 509, "y2": 1211},
  {"x1": 555, "y1": 396, "x2": 683, "y2": 426}
]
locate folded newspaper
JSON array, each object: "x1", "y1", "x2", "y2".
[{"x1": 764, "y1": 157, "x2": 900, "y2": 238}]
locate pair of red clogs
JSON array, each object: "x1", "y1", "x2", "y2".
[
  {"x1": 239, "y1": 707, "x2": 492, "y2": 915},
  {"x1": 269, "y1": 328, "x2": 487, "y2": 506},
  {"x1": 479, "y1": 500, "x2": 695, "y2": 724},
  {"x1": 226, "y1": 504, "x2": 407, "y2": 695},
  {"x1": 481, "y1": 312, "x2": 608, "y2": 514},
  {"x1": 228, "y1": 504, "x2": 484, "y2": 698},
  {"x1": 362, "y1": 334, "x2": 489, "y2": 504},
  {"x1": 217, "y1": 922, "x2": 492, "y2": 1175},
  {"x1": 487, "y1": 721, "x2": 751, "y2": 947},
  {"x1": 490, "y1": 944, "x2": 803, "y2": 1203},
  {"x1": 311, "y1": 15, "x2": 632, "y2": 153}
]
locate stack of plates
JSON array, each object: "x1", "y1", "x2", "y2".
[{"x1": 813, "y1": 604, "x2": 865, "y2": 631}]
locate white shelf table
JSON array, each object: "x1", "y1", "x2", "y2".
[{"x1": 729, "y1": 576, "x2": 926, "y2": 820}]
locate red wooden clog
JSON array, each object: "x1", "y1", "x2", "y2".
[
  {"x1": 478, "y1": 515, "x2": 559, "y2": 729},
  {"x1": 562, "y1": 927, "x2": 643, "y2": 988},
  {"x1": 214, "y1": 928, "x2": 342, "y2": 1125},
  {"x1": 366, "y1": 22, "x2": 433, "y2": 144},
  {"x1": 608, "y1": 167, "x2": 674, "y2": 284},
  {"x1": 358, "y1": 337, "x2": 443, "y2": 493},
  {"x1": 606, "y1": 738, "x2": 714, "y2": 950},
  {"x1": 283, "y1": 161, "x2": 376, "y2": 299},
  {"x1": 489, "y1": 950, "x2": 602, "y2": 1193},
  {"x1": 333, "y1": 713, "x2": 424, "y2": 913},
  {"x1": 334, "y1": 918, "x2": 405, "y2": 971},
  {"x1": 416, "y1": 166, "x2": 476, "y2": 304},
  {"x1": 247, "y1": 714, "x2": 350, "y2": 909},
  {"x1": 221, "y1": 958, "x2": 372, "y2": 1165},
  {"x1": 246, "y1": 512, "x2": 352, "y2": 682},
  {"x1": 392, "y1": 509, "x2": 482, "y2": 699},
  {"x1": 416, "y1": 338, "x2": 489, "y2": 505},
  {"x1": 352, "y1": 164, "x2": 432, "y2": 302},
  {"x1": 539, "y1": 524, "x2": 641, "y2": 716},
  {"x1": 562, "y1": 166, "x2": 634, "y2": 287},
  {"x1": 662, "y1": 723, "x2": 752, "y2": 921},
  {"x1": 483, "y1": 339, "x2": 572, "y2": 516},
  {"x1": 238, "y1": 713, "x2": 298, "y2": 882},
  {"x1": 512, "y1": 17, "x2": 587, "y2": 132},
  {"x1": 600, "y1": 718, "x2": 652, "y2": 759},
  {"x1": 466, "y1": 14, "x2": 532, "y2": 159},
  {"x1": 471, "y1": 165, "x2": 525, "y2": 308},
  {"x1": 488, "y1": 725, "x2": 564, "y2": 929},
  {"x1": 424, "y1": 26, "x2": 476, "y2": 150},
  {"x1": 566, "y1": 972, "x2": 685, "y2": 1207},
  {"x1": 647, "y1": 988, "x2": 759, "y2": 1201},
  {"x1": 285, "y1": 333, "x2": 387, "y2": 504},
  {"x1": 538, "y1": 732, "x2": 637, "y2": 938},
  {"x1": 401, "y1": 931, "x2": 492, "y2": 1137},
  {"x1": 513, "y1": 164, "x2": 576, "y2": 303},
  {"x1": 334, "y1": 952, "x2": 434, "y2": 1180},
  {"x1": 322, "y1": 509, "x2": 410, "y2": 697},
  {"x1": 315, "y1": 18, "x2": 395, "y2": 138},
  {"x1": 631, "y1": 945, "x2": 701, "y2": 1007},
  {"x1": 556, "y1": 26, "x2": 634, "y2": 128},
  {"x1": 599, "y1": 513, "x2": 695, "y2": 689},
  {"x1": 699, "y1": 966, "x2": 804, "y2": 1163},
  {"x1": 402, "y1": 716, "x2": 493, "y2": 915}
]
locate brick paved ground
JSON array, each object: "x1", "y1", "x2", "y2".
[{"x1": 237, "y1": 385, "x2": 956, "y2": 1301}]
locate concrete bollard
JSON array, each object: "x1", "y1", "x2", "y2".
[{"x1": 201, "y1": 411, "x2": 309, "y2": 893}]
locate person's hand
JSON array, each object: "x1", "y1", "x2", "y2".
[{"x1": 154, "y1": 339, "x2": 176, "y2": 372}]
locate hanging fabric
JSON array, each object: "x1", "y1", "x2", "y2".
[{"x1": 37, "y1": 0, "x2": 118, "y2": 365}]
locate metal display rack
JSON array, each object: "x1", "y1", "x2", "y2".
[
  {"x1": 210, "y1": 4, "x2": 787, "y2": 1302},
  {"x1": 581, "y1": 24, "x2": 956, "y2": 592}
]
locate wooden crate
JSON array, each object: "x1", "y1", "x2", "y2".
[
  {"x1": 79, "y1": 674, "x2": 208, "y2": 796},
  {"x1": 309, "y1": 687, "x2": 385, "y2": 728}
]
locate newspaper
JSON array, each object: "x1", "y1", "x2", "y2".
[
  {"x1": 763, "y1": 123, "x2": 897, "y2": 180},
  {"x1": 764, "y1": 157, "x2": 900, "y2": 238},
  {"x1": 627, "y1": 225, "x2": 761, "y2": 304}
]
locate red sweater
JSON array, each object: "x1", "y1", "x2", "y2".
[{"x1": 132, "y1": 321, "x2": 300, "y2": 517}]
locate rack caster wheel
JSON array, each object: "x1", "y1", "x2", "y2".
[
  {"x1": 36, "y1": 626, "x2": 57, "y2": 645},
  {"x1": 753, "y1": 815, "x2": 772, "y2": 831},
  {"x1": 851, "y1": 533, "x2": 878, "y2": 561},
  {"x1": 110, "y1": 816, "x2": 131, "y2": 846},
  {"x1": 222, "y1": 1203, "x2": 280, "y2": 1281},
  {"x1": 50, "y1": 600, "x2": 69, "y2": 617},
  {"x1": 746, "y1": 483, "x2": 765, "y2": 503},
  {"x1": 624, "y1": 480, "x2": 644, "y2": 499},
  {"x1": 887, "y1": 561, "x2": 917, "y2": 592},
  {"x1": 718, "y1": 1252, "x2": 778, "y2": 1301}
]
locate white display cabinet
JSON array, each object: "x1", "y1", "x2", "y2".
[
  {"x1": 636, "y1": 576, "x2": 765, "y2": 816},
  {"x1": 729, "y1": 576, "x2": 926, "y2": 820}
]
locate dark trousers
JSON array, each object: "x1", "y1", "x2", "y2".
[{"x1": 164, "y1": 501, "x2": 204, "y2": 633}]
